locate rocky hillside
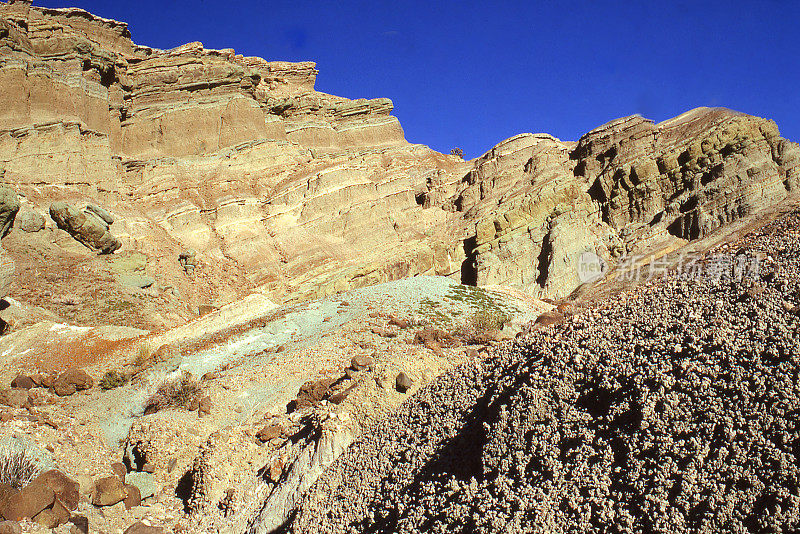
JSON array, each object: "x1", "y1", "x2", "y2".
[
  {"x1": 0, "y1": 2, "x2": 798, "y2": 332},
  {"x1": 294, "y1": 209, "x2": 800, "y2": 534},
  {"x1": 0, "y1": 3, "x2": 798, "y2": 534}
]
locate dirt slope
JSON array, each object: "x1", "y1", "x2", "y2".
[{"x1": 294, "y1": 210, "x2": 800, "y2": 534}]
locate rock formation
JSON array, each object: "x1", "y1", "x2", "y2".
[{"x1": 0, "y1": 1, "x2": 797, "y2": 327}]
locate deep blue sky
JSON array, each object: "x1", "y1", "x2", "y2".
[{"x1": 39, "y1": 0, "x2": 800, "y2": 158}]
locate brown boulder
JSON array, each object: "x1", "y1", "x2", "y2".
[
  {"x1": 256, "y1": 424, "x2": 283, "y2": 443},
  {"x1": 58, "y1": 369, "x2": 93, "y2": 390},
  {"x1": 10, "y1": 376, "x2": 34, "y2": 390},
  {"x1": 388, "y1": 316, "x2": 411, "y2": 328},
  {"x1": 198, "y1": 396, "x2": 212, "y2": 417},
  {"x1": 52, "y1": 380, "x2": 76, "y2": 397},
  {"x1": 70, "y1": 514, "x2": 89, "y2": 533},
  {"x1": 0, "y1": 484, "x2": 17, "y2": 507},
  {"x1": 123, "y1": 521, "x2": 164, "y2": 534},
  {"x1": 49, "y1": 202, "x2": 121, "y2": 254},
  {"x1": 396, "y1": 372, "x2": 413, "y2": 393},
  {"x1": 91, "y1": 476, "x2": 127, "y2": 506},
  {"x1": 32, "y1": 374, "x2": 55, "y2": 389},
  {"x1": 32, "y1": 498, "x2": 69, "y2": 528},
  {"x1": 0, "y1": 389, "x2": 28, "y2": 408},
  {"x1": 123, "y1": 484, "x2": 141, "y2": 510},
  {"x1": 111, "y1": 462, "x2": 127, "y2": 480},
  {"x1": 371, "y1": 326, "x2": 397, "y2": 338},
  {"x1": 534, "y1": 310, "x2": 565, "y2": 327},
  {"x1": 32, "y1": 470, "x2": 79, "y2": 511},
  {"x1": 0, "y1": 481, "x2": 54, "y2": 521},
  {"x1": 350, "y1": 354, "x2": 375, "y2": 372}
]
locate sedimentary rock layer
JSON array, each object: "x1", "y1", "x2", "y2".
[{"x1": 0, "y1": 2, "x2": 797, "y2": 327}]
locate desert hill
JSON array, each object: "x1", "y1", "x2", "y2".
[{"x1": 0, "y1": 2, "x2": 798, "y2": 534}]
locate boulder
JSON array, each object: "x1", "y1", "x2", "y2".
[
  {"x1": 123, "y1": 484, "x2": 141, "y2": 509},
  {"x1": 70, "y1": 514, "x2": 89, "y2": 533},
  {"x1": 0, "y1": 389, "x2": 28, "y2": 408},
  {"x1": 110, "y1": 462, "x2": 127, "y2": 480},
  {"x1": 0, "y1": 483, "x2": 17, "y2": 507},
  {"x1": 0, "y1": 188, "x2": 19, "y2": 238},
  {"x1": 395, "y1": 372, "x2": 413, "y2": 393},
  {"x1": 198, "y1": 396, "x2": 212, "y2": 417},
  {"x1": 32, "y1": 498, "x2": 69, "y2": 528},
  {"x1": 52, "y1": 380, "x2": 76, "y2": 397},
  {"x1": 256, "y1": 424, "x2": 283, "y2": 443},
  {"x1": 54, "y1": 369, "x2": 93, "y2": 392},
  {"x1": 16, "y1": 210, "x2": 44, "y2": 233},
  {"x1": 10, "y1": 375, "x2": 34, "y2": 390},
  {"x1": 350, "y1": 354, "x2": 375, "y2": 372},
  {"x1": 123, "y1": 521, "x2": 163, "y2": 534},
  {"x1": 91, "y1": 476, "x2": 127, "y2": 506},
  {"x1": 178, "y1": 250, "x2": 197, "y2": 275},
  {"x1": 49, "y1": 202, "x2": 121, "y2": 254},
  {"x1": 84, "y1": 204, "x2": 114, "y2": 226},
  {"x1": 32, "y1": 470, "x2": 79, "y2": 510},
  {"x1": 534, "y1": 310, "x2": 565, "y2": 327},
  {"x1": 0, "y1": 481, "x2": 54, "y2": 521}
]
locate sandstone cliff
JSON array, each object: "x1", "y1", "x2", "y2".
[{"x1": 0, "y1": 1, "x2": 798, "y2": 331}]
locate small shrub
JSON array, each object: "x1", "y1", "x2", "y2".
[
  {"x1": 99, "y1": 370, "x2": 129, "y2": 390},
  {"x1": 0, "y1": 442, "x2": 44, "y2": 490},
  {"x1": 134, "y1": 344, "x2": 153, "y2": 369},
  {"x1": 450, "y1": 147, "x2": 464, "y2": 159},
  {"x1": 144, "y1": 372, "x2": 203, "y2": 414},
  {"x1": 468, "y1": 309, "x2": 509, "y2": 332}
]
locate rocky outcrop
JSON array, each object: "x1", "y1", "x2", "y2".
[
  {"x1": 0, "y1": 185, "x2": 17, "y2": 300},
  {"x1": 0, "y1": 2, "x2": 797, "y2": 324},
  {"x1": 456, "y1": 108, "x2": 800, "y2": 299},
  {"x1": 49, "y1": 201, "x2": 121, "y2": 254}
]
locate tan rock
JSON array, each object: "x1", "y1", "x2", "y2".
[{"x1": 91, "y1": 476, "x2": 127, "y2": 507}]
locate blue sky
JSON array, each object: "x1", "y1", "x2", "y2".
[{"x1": 40, "y1": 0, "x2": 800, "y2": 158}]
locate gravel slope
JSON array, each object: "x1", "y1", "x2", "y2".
[{"x1": 293, "y1": 211, "x2": 800, "y2": 533}]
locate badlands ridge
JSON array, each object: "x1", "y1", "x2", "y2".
[{"x1": 0, "y1": 2, "x2": 797, "y2": 534}]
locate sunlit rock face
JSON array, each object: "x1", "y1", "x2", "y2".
[
  {"x1": 0, "y1": 2, "x2": 797, "y2": 322},
  {"x1": 457, "y1": 108, "x2": 799, "y2": 298}
]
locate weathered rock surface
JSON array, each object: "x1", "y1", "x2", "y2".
[
  {"x1": 49, "y1": 202, "x2": 121, "y2": 254},
  {"x1": 15, "y1": 210, "x2": 44, "y2": 233},
  {"x1": 0, "y1": 188, "x2": 18, "y2": 239},
  {"x1": 91, "y1": 476, "x2": 127, "y2": 506},
  {"x1": 294, "y1": 210, "x2": 800, "y2": 533},
  {"x1": 0, "y1": 2, "x2": 797, "y2": 328}
]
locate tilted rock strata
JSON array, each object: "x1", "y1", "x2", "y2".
[
  {"x1": 0, "y1": 2, "x2": 798, "y2": 325},
  {"x1": 457, "y1": 108, "x2": 800, "y2": 298}
]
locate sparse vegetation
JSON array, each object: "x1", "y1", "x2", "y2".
[
  {"x1": 0, "y1": 441, "x2": 45, "y2": 490},
  {"x1": 467, "y1": 308, "x2": 509, "y2": 332},
  {"x1": 144, "y1": 372, "x2": 203, "y2": 414},
  {"x1": 134, "y1": 343, "x2": 153, "y2": 369},
  {"x1": 99, "y1": 370, "x2": 129, "y2": 390},
  {"x1": 450, "y1": 147, "x2": 464, "y2": 158}
]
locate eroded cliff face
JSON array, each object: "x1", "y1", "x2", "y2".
[
  {"x1": 0, "y1": 1, "x2": 473, "y2": 329},
  {"x1": 0, "y1": 1, "x2": 798, "y2": 330},
  {"x1": 458, "y1": 109, "x2": 800, "y2": 298}
]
